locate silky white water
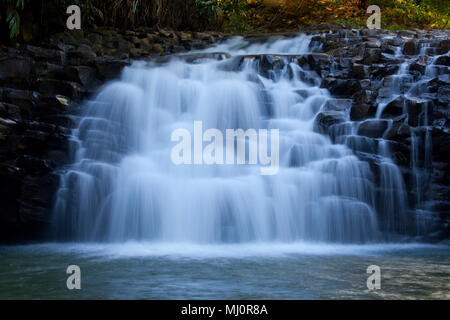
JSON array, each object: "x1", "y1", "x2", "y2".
[{"x1": 53, "y1": 34, "x2": 413, "y2": 243}]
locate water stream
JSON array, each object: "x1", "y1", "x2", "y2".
[
  {"x1": 2, "y1": 34, "x2": 448, "y2": 299},
  {"x1": 53, "y1": 34, "x2": 404, "y2": 243}
]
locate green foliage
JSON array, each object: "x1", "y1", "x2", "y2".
[
  {"x1": 1, "y1": 0, "x2": 104, "y2": 39},
  {"x1": 220, "y1": 0, "x2": 253, "y2": 32},
  {"x1": 194, "y1": 0, "x2": 257, "y2": 33},
  {"x1": 1, "y1": 0, "x2": 448, "y2": 40},
  {"x1": 1, "y1": 0, "x2": 26, "y2": 38}
]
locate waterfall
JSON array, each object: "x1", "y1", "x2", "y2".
[{"x1": 53, "y1": 34, "x2": 422, "y2": 244}]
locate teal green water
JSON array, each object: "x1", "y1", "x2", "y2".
[{"x1": 0, "y1": 243, "x2": 448, "y2": 299}]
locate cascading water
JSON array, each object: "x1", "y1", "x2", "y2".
[
  {"x1": 53, "y1": 34, "x2": 419, "y2": 244},
  {"x1": 373, "y1": 38, "x2": 449, "y2": 235}
]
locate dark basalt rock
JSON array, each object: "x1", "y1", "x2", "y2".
[
  {"x1": 409, "y1": 62, "x2": 426, "y2": 75},
  {"x1": 314, "y1": 111, "x2": 346, "y2": 135},
  {"x1": 0, "y1": 57, "x2": 32, "y2": 89},
  {"x1": 371, "y1": 63, "x2": 399, "y2": 79},
  {"x1": 36, "y1": 95, "x2": 70, "y2": 114},
  {"x1": 406, "y1": 98, "x2": 432, "y2": 127},
  {"x1": 320, "y1": 77, "x2": 362, "y2": 97},
  {"x1": 431, "y1": 127, "x2": 450, "y2": 163},
  {"x1": 363, "y1": 48, "x2": 382, "y2": 65},
  {"x1": 350, "y1": 63, "x2": 369, "y2": 79},
  {"x1": 0, "y1": 164, "x2": 23, "y2": 221},
  {"x1": 67, "y1": 45, "x2": 97, "y2": 66},
  {"x1": 302, "y1": 53, "x2": 329, "y2": 75},
  {"x1": 37, "y1": 79, "x2": 81, "y2": 99},
  {"x1": 436, "y1": 83, "x2": 450, "y2": 107},
  {"x1": 17, "y1": 155, "x2": 53, "y2": 175},
  {"x1": 357, "y1": 119, "x2": 390, "y2": 138},
  {"x1": 434, "y1": 55, "x2": 450, "y2": 66},
  {"x1": 403, "y1": 41, "x2": 418, "y2": 55},
  {"x1": 350, "y1": 103, "x2": 371, "y2": 121},
  {"x1": 323, "y1": 99, "x2": 352, "y2": 112},
  {"x1": 381, "y1": 96, "x2": 405, "y2": 118},
  {"x1": 26, "y1": 45, "x2": 65, "y2": 65},
  {"x1": 43, "y1": 65, "x2": 97, "y2": 87},
  {"x1": 3, "y1": 88, "x2": 40, "y2": 111},
  {"x1": 343, "y1": 135, "x2": 378, "y2": 154},
  {"x1": 384, "y1": 120, "x2": 411, "y2": 141},
  {"x1": 0, "y1": 102, "x2": 22, "y2": 119},
  {"x1": 93, "y1": 57, "x2": 130, "y2": 80}
]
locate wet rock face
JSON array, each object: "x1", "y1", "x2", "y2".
[
  {"x1": 314, "y1": 111, "x2": 346, "y2": 135},
  {"x1": 0, "y1": 28, "x2": 225, "y2": 244},
  {"x1": 320, "y1": 77, "x2": 362, "y2": 97},
  {"x1": 308, "y1": 27, "x2": 450, "y2": 241}
]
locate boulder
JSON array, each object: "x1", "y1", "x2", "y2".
[
  {"x1": 63, "y1": 66, "x2": 97, "y2": 86},
  {"x1": 352, "y1": 89, "x2": 377, "y2": 108},
  {"x1": 434, "y1": 55, "x2": 450, "y2": 66},
  {"x1": 32, "y1": 61, "x2": 64, "y2": 79},
  {"x1": 350, "y1": 103, "x2": 371, "y2": 121},
  {"x1": 4, "y1": 88, "x2": 40, "y2": 111},
  {"x1": 178, "y1": 32, "x2": 193, "y2": 42},
  {"x1": 406, "y1": 98, "x2": 432, "y2": 127},
  {"x1": 303, "y1": 53, "x2": 329, "y2": 74},
  {"x1": 93, "y1": 57, "x2": 129, "y2": 80},
  {"x1": 67, "y1": 45, "x2": 97, "y2": 65},
  {"x1": 357, "y1": 119, "x2": 390, "y2": 138},
  {"x1": 344, "y1": 135, "x2": 378, "y2": 154},
  {"x1": 18, "y1": 173, "x2": 59, "y2": 222},
  {"x1": 37, "y1": 79, "x2": 81, "y2": 99},
  {"x1": 0, "y1": 117, "x2": 17, "y2": 135},
  {"x1": 151, "y1": 44, "x2": 164, "y2": 54},
  {"x1": 26, "y1": 45, "x2": 65, "y2": 65},
  {"x1": 314, "y1": 111, "x2": 346, "y2": 135},
  {"x1": 0, "y1": 164, "x2": 23, "y2": 222},
  {"x1": 36, "y1": 94, "x2": 70, "y2": 113},
  {"x1": 42, "y1": 65, "x2": 97, "y2": 87},
  {"x1": 436, "y1": 84, "x2": 450, "y2": 107},
  {"x1": 409, "y1": 62, "x2": 426, "y2": 75},
  {"x1": 440, "y1": 39, "x2": 450, "y2": 50},
  {"x1": 381, "y1": 45, "x2": 397, "y2": 55},
  {"x1": 384, "y1": 120, "x2": 411, "y2": 141},
  {"x1": 370, "y1": 63, "x2": 399, "y2": 78},
  {"x1": 17, "y1": 155, "x2": 53, "y2": 175},
  {"x1": 0, "y1": 103, "x2": 22, "y2": 120},
  {"x1": 381, "y1": 96, "x2": 405, "y2": 118},
  {"x1": 403, "y1": 41, "x2": 417, "y2": 55},
  {"x1": 323, "y1": 99, "x2": 352, "y2": 112},
  {"x1": 0, "y1": 56, "x2": 32, "y2": 88},
  {"x1": 350, "y1": 63, "x2": 368, "y2": 79},
  {"x1": 17, "y1": 130, "x2": 49, "y2": 156},
  {"x1": 363, "y1": 48, "x2": 381, "y2": 64},
  {"x1": 320, "y1": 77, "x2": 362, "y2": 97},
  {"x1": 432, "y1": 127, "x2": 450, "y2": 163}
]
